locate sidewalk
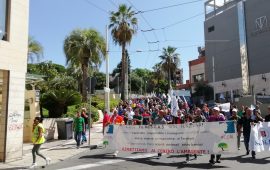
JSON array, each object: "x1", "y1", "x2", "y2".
[{"x1": 0, "y1": 122, "x2": 104, "y2": 170}]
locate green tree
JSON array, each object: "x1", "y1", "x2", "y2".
[
  {"x1": 41, "y1": 89, "x2": 81, "y2": 118},
  {"x1": 159, "y1": 46, "x2": 180, "y2": 91},
  {"x1": 109, "y1": 4, "x2": 138, "y2": 100},
  {"x1": 28, "y1": 36, "x2": 43, "y2": 63},
  {"x1": 94, "y1": 72, "x2": 106, "y2": 90},
  {"x1": 193, "y1": 82, "x2": 214, "y2": 101},
  {"x1": 152, "y1": 63, "x2": 164, "y2": 94},
  {"x1": 64, "y1": 29, "x2": 106, "y2": 102}
]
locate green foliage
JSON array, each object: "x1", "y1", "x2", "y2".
[
  {"x1": 193, "y1": 82, "x2": 214, "y2": 101},
  {"x1": 41, "y1": 89, "x2": 82, "y2": 118},
  {"x1": 42, "y1": 108, "x2": 49, "y2": 118},
  {"x1": 159, "y1": 46, "x2": 180, "y2": 90},
  {"x1": 48, "y1": 75, "x2": 77, "y2": 91},
  {"x1": 109, "y1": 5, "x2": 138, "y2": 100},
  {"x1": 91, "y1": 95, "x2": 119, "y2": 111},
  {"x1": 94, "y1": 72, "x2": 106, "y2": 90},
  {"x1": 64, "y1": 28, "x2": 106, "y2": 102},
  {"x1": 27, "y1": 61, "x2": 66, "y2": 81},
  {"x1": 28, "y1": 36, "x2": 43, "y2": 63},
  {"x1": 110, "y1": 98, "x2": 120, "y2": 109},
  {"x1": 65, "y1": 103, "x2": 99, "y2": 122}
]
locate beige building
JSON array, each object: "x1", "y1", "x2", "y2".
[{"x1": 0, "y1": 0, "x2": 29, "y2": 162}]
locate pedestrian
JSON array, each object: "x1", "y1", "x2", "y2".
[
  {"x1": 238, "y1": 108, "x2": 256, "y2": 158},
  {"x1": 185, "y1": 108, "x2": 203, "y2": 163},
  {"x1": 208, "y1": 107, "x2": 225, "y2": 164},
  {"x1": 229, "y1": 108, "x2": 241, "y2": 150},
  {"x1": 102, "y1": 110, "x2": 110, "y2": 134},
  {"x1": 81, "y1": 108, "x2": 88, "y2": 144},
  {"x1": 126, "y1": 107, "x2": 134, "y2": 125},
  {"x1": 109, "y1": 109, "x2": 125, "y2": 157},
  {"x1": 264, "y1": 106, "x2": 270, "y2": 122},
  {"x1": 154, "y1": 110, "x2": 167, "y2": 157},
  {"x1": 133, "y1": 109, "x2": 143, "y2": 125},
  {"x1": 73, "y1": 111, "x2": 85, "y2": 149},
  {"x1": 30, "y1": 117, "x2": 51, "y2": 169}
]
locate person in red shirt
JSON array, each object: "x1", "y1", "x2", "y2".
[
  {"x1": 110, "y1": 109, "x2": 125, "y2": 125},
  {"x1": 109, "y1": 109, "x2": 124, "y2": 157},
  {"x1": 102, "y1": 110, "x2": 110, "y2": 134}
]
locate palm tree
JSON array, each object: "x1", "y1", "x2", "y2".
[
  {"x1": 153, "y1": 63, "x2": 164, "y2": 94},
  {"x1": 64, "y1": 29, "x2": 106, "y2": 102},
  {"x1": 159, "y1": 46, "x2": 180, "y2": 91},
  {"x1": 28, "y1": 36, "x2": 43, "y2": 63},
  {"x1": 109, "y1": 4, "x2": 138, "y2": 100}
]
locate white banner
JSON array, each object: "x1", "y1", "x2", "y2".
[
  {"x1": 217, "y1": 103, "x2": 231, "y2": 112},
  {"x1": 104, "y1": 121, "x2": 237, "y2": 154},
  {"x1": 249, "y1": 122, "x2": 270, "y2": 152}
]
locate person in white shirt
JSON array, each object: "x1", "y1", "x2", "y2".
[{"x1": 126, "y1": 107, "x2": 134, "y2": 125}]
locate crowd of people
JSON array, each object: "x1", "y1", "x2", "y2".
[{"x1": 102, "y1": 96, "x2": 270, "y2": 164}]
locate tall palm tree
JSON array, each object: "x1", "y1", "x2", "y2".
[
  {"x1": 64, "y1": 29, "x2": 106, "y2": 102},
  {"x1": 109, "y1": 4, "x2": 138, "y2": 100},
  {"x1": 159, "y1": 46, "x2": 180, "y2": 91},
  {"x1": 153, "y1": 63, "x2": 164, "y2": 94},
  {"x1": 28, "y1": 36, "x2": 43, "y2": 63}
]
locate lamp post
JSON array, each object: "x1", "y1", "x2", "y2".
[
  {"x1": 88, "y1": 76, "x2": 92, "y2": 148},
  {"x1": 105, "y1": 25, "x2": 110, "y2": 113},
  {"x1": 145, "y1": 80, "x2": 147, "y2": 95}
]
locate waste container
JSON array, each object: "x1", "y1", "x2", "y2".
[{"x1": 56, "y1": 118, "x2": 73, "y2": 140}]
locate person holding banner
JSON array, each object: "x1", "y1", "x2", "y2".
[
  {"x1": 238, "y1": 108, "x2": 256, "y2": 159},
  {"x1": 109, "y1": 109, "x2": 125, "y2": 157},
  {"x1": 208, "y1": 107, "x2": 225, "y2": 164},
  {"x1": 154, "y1": 110, "x2": 167, "y2": 157},
  {"x1": 265, "y1": 106, "x2": 270, "y2": 122},
  {"x1": 229, "y1": 108, "x2": 241, "y2": 150}
]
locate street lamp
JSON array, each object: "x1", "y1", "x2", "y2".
[{"x1": 145, "y1": 80, "x2": 147, "y2": 95}]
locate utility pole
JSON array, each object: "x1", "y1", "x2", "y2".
[
  {"x1": 105, "y1": 25, "x2": 110, "y2": 113},
  {"x1": 88, "y1": 76, "x2": 91, "y2": 148},
  {"x1": 212, "y1": 56, "x2": 216, "y2": 101},
  {"x1": 141, "y1": 78, "x2": 143, "y2": 95}
]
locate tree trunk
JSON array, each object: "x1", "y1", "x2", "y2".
[
  {"x1": 168, "y1": 66, "x2": 171, "y2": 92},
  {"x1": 82, "y1": 59, "x2": 88, "y2": 102},
  {"x1": 121, "y1": 44, "x2": 127, "y2": 100}
]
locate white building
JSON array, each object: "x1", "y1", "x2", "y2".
[{"x1": 0, "y1": 0, "x2": 29, "y2": 162}]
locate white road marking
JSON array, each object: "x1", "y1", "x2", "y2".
[{"x1": 57, "y1": 153, "x2": 156, "y2": 170}]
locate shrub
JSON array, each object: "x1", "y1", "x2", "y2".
[{"x1": 66, "y1": 103, "x2": 99, "y2": 122}]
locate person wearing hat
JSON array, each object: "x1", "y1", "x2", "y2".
[
  {"x1": 238, "y1": 107, "x2": 256, "y2": 158},
  {"x1": 264, "y1": 106, "x2": 270, "y2": 122},
  {"x1": 208, "y1": 106, "x2": 225, "y2": 164}
]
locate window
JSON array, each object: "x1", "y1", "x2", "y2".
[
  {"x1": 193, "y1": 73, "x2": 204, "y2": 83},
  {"x1": 0, "y1": 0, "x2": 9, "y2": 41},
  {"x1": 208, "y1": 26, "x2": 215, "y2": 33}
]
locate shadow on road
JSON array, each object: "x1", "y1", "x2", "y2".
[
  {"x1": 79, "y1": 153, "x2": 228, "y2": 169},
  {"x1": 0, "y1": 166, "x2": 28, "y2": 170},
  {"x1": 222, "y1": 155, "x2": 270, "y2": 164}
]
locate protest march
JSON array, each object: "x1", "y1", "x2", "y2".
[{"x1": 102, "y1": 93, "x2": 270, "y2": 164}]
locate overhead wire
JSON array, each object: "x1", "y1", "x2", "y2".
[
  {"x1": 83, "y1": 0, "x2": 109, "y2": 14},
  {"x1": 108, "y1": 0, "x2": 118, "y2": 8},
  {"x1": 136, "y1": 0, "x2": 203, "y2": 14},
  {"x1": 126, "y1": 0, "x2": 160, "y2": 51}
]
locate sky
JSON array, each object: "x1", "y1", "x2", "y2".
[{"x1": 29, "y1": 0, "x2": 206, "y2": 82}]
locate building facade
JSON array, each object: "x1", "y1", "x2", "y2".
[
  {"x1": 189, "y1": 55, "x2": 206, "y2": 93},
  {"x1": 204, "y1": 0, "x2": 270, "y2": 100},
  {"x1": 0, "y1": 0, "x2": 29, "y2": 162}
]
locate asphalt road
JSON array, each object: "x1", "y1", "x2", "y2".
[{"x1": 42, "y1": 146, "x2": 270, "y2": 170}]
